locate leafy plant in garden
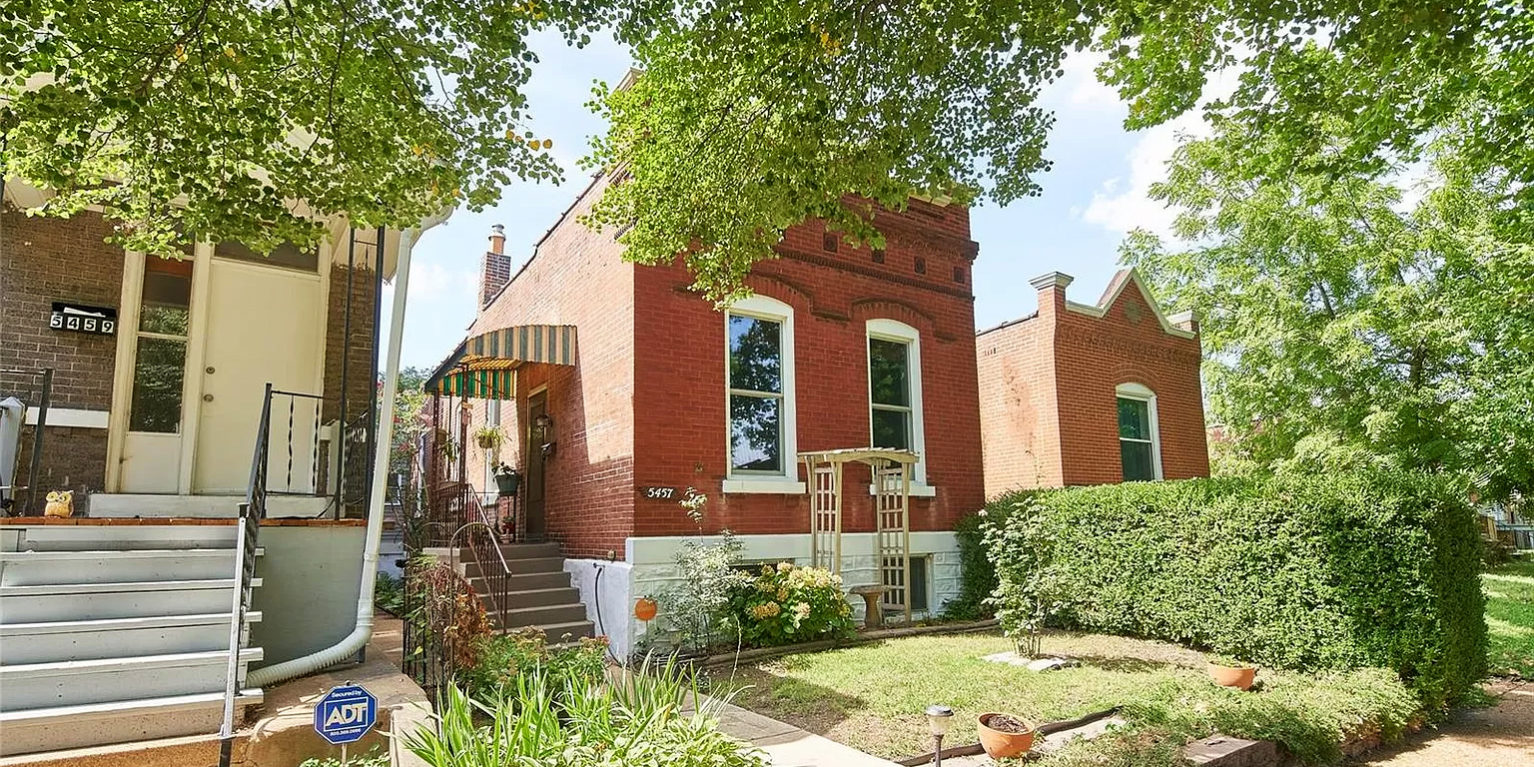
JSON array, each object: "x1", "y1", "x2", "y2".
[
  {"x1": 406, "y1": 557, "x2": 492, "y2": 672},
  {"x1": 649, "y1": 531, "x2": 748, "y2": 653},
  {"x1": 986, "y1": 472, "x2": 1486, "y2": 710},
  {"x1": 299, "y1": 751, "x2": 388, "y2": 767},
  {"x1": 460, "y1": 627, "x2": 607, "y2": 704},
  {"x1": 943, "y1": 505, "x2": 1014, "y2": 621},
  {"x1": 405, "y1": 656, "x2": 767, "y2": 767},
  {"x1": 726, "y1": 562, "x2": 855, "y2": 648},
  {"x1": 374, "y1": 572, "x2": 405, "y2": 616}
]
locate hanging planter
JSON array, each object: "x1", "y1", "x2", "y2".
[
  {"x1": 474, "y1": 426, "x2": 505, "y2": 451},
  {"x1": 494, "y1": 464, "x2": 521, "y2": 497}
]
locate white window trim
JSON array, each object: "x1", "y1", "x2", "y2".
[
  {"x1": 724, "y1": 295, "x2": 798, "y2": 490},
  {"x1": 865, "y1": 318, "x2": 931, "y2": 494},
  {"x1": 1115, "y1": 382, "x2": 1164, "y2": 481}
]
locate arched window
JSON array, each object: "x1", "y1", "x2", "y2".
[
  {"x1": 867, "y1": 318, "x2": 928, "y2": 486},
  {"x1": 723, "y1": 295, "x2": 799, "y2": 491},
  {"x1": 1115, "y1": 382, "x2": 1163, "y2": 481}
]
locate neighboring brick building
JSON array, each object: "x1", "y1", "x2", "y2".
[
  {"x1": 977, "y1": 270, "x2": 1210, "y2": 497},
  {"x1": 425, "y1": 172, "x2": 986, "y2": 654},
  {"x1": 2, "y1": 183, "x2": 390, "y2": 516}
]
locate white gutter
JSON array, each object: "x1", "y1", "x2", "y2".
[{"x1": 245, "y1": 225, "x2": 419, "y2": 689}]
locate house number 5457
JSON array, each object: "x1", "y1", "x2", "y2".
[{"x1": 642, "y1": 486, "x2": 677, "y2": 500}]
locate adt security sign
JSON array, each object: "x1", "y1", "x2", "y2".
[{"x1": 314, "y1": 684, "x2": 377, "y2": 745}]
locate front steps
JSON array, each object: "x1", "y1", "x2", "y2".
[
  {"x1": 0, "y1": 524, "x2": 263, "y2": 756},
  {"x1": 427, "y1": 542, "x2": 596, "y2": 642}
]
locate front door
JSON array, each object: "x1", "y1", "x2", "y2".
[
  {"x1": 525, "y1": 390, "x2": 547, "y2": 539},
  {"x1": 118, "y1": 256, "x2": 195, "y2": 493},
  {"x1": 193, "y1": 259, "x2": 322, "y2": 493}
]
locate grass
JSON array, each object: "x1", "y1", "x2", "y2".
[
  {"x1": 1484, "y1": 556, "x2": 1534, "y2": 678},
  {"x1": 714, "y1": 632, "x2": 1420, "y2": 766}
]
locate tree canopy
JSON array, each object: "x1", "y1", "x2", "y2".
[
  {"x1": 3, "y1": 1, "x2": 1527, "y2": 298},
  {"x1": 1124, "y1": 116, "x2": 1534, "y2": 498}
]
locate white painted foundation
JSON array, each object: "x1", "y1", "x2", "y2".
[{"x1": 581, "y1": 532, "x2": 961, "y2": 660}]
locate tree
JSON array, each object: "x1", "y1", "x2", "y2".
[
  {"x1": 1123, "y1": 118, "x2": 1534, "y2": 498},
  {"x1": 385, "y1": 365, "x2": 430, "y2": 482},
  {"x1": 4, "y1": 2, "x2": 1526, "y2": 298}
]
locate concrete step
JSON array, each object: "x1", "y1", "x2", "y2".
[
  {"x1": 499, "y1": 543, "x2": 562, "y2": 560},
  {"x1": 468, "y1": 571, "x2": 573, "y2": 592},
  {"x1": 504, "y1": 619, "x2": 594, "y2": 642},
  {"x1": 0, "y1": 648, "x2": 262, "y2": 710},
  {"x1": 460, "y1": 556, "x2": 564, "y2": 579},
  {"x1": 497, "y1": 586, "x2": 581, "y2": 609},
  {"x1": 9, "y1": 525, "x2": 237, "y2": 551},
  {"x1": 0, "y1": 612, "x2": 260, "y2": 664},
  {"x1": 491, "y1": 603, "x2": 589, "y2": 629},
  {"x1": 0, "y1": 549, "x2": 260, "y2": 586},
  {"x1": 0, "y1": 578, "x2": 260, "y2": 624},
  {"x1": 0, "y1": 689, "x2": 264, "y2": 756}
]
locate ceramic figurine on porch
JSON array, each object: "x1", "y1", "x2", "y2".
[{"x1": 43, "y1": 490, "x2": 73, "y2": 518}]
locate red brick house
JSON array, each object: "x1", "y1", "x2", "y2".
[
  {"x1": 424, "y1": 172, "x2": 986, "y2": 654},
  {"x1": 976, "y1": 270, "x2": 1210, "y2": 497}
]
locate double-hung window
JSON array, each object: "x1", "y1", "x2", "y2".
[
  {"x1": 866, "y1": 319, "x2": 928, "y2": 487},
  {"x1": 726, "y1": 296, "x2": 797, "y2": 482},
  {"x1": 1116, "y1": 383, "x2": 1162, "y2": 481}
]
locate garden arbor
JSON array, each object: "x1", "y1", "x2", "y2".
[{"x1": 800, "y1": 448, "x2": 917, "y2": 625}]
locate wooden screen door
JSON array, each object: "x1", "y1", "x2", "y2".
[{"x1": 525, "y1": 390, "x2": 547, "y2": 539}]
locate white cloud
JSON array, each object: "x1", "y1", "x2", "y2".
[{"x1": 1081, "y1": 118, "x2": 1201, "y2": 238}]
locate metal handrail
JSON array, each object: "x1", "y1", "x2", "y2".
[
  {"x1": 460, "y1": 490, "x2": 514, "y2": 628},
  {"x1": 219, "y1": 383, "x2": 273, "y2": 767}
]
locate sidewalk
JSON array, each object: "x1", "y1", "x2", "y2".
[
  {"x1": 1355, "y1": 679, "x2": 1534, "y2": 766},
  {"x1": 712, "y1": 699, "x2": 899, "y2": 767}
]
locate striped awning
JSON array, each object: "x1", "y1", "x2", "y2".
[{"x1": 424, "y1": 324, "x2": 576, "y2": 399}]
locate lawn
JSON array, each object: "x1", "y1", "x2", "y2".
[
  {"x1": 716, "y1": 632, "x2": 1421, "y2": 766},
  {"x1": 1484, "y1": 556, "x2": 1534, "y2": 678}
]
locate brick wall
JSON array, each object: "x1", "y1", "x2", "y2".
[
  {"x1": 445, "y1": 185, "x2": 987, "y2": 556},
  {"x1": 633, "y1": 198, "x2": 987, "y2": 538},
  {"x1": 977, "y1": 271, "x2": 1210, "y2": 496},
  {"x1": 2, "y1": 207, "x2": 123, "y2": 509},
  {"x1": 462, "y1": 174, "x2": 637, "y2": 559},
  {"x1": 320, "y1": 261, "x2": 379, "y2": 510}
]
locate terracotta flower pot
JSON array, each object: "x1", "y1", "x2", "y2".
[
  {"x1": 977, "y1": 712, "x2": 1034, "y2": 759},
  {"x1": 1207, "y1": 662, "x2": 1257, "y2": 690}
]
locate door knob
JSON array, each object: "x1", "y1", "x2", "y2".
[{"x1": 203, "y1": 394, "x2": 214, "y2": 402}]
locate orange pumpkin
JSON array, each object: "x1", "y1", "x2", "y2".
[{"x1": 634, "y1": 597, "x2": 658, "y2": 622}]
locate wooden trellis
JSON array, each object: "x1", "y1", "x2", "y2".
[{"x1": 799, "y1": 448, "x2": 917, "y2": 625}]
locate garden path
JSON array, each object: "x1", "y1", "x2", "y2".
[
  {"x1": 1354, "y1": 679, "x2": 1533, "y2": 766},
  {"x1": 710, "y1": 697, "x2": 900, "y2": 767}
]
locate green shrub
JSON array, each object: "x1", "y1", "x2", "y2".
[
  {"x1": 406, "y1": 657, "x2": 767, "y2": 767},
  {"x1": 461, "y1": 627, "x2": 607, "y2": 703},
  {"x1": 374, "y1": 571, "x2": 404, "y2": 616},
  {"x1": 987, "y1": 471, "x2": 1486, "y2": 710},
  {"x1": 943, "y1": 509, "x2": 999, "y2": 620},
  {"x1": 726, "y1": 562, "x2": 856, "y2": 647}
]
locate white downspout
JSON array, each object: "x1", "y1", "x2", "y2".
[{"x1": 246, "y1": 226, "x2": 417, "y2": 689}]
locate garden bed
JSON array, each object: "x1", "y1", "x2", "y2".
[{"x1": 715, "y1": 631, "x2": 1422, "y2": 766}]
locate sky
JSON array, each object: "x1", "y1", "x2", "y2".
[{"x1": 386, "y1": 31, "x2": 1205, "y2": 372}]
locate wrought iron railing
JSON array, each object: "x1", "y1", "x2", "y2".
[
  {"x1": 0, "y1": 366, "x2": 53, "y2": 516},
  {"x1": 458, "y1": 492, "x2": 513, "y2": 629},
  {"x1": 219, "y1": 383, "x2": 271, "y2": 767}
]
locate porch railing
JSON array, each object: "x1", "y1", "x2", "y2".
[
  {"x1": 218, "y1": 383, "x2": 270, "y2": 767},
  {"x1": 458, "y1": 491, "x2": 513, "y2": 628}
]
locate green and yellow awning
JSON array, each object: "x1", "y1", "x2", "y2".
[{"x1": 424, "y1": 324, "x2": 576, "y2": 399}]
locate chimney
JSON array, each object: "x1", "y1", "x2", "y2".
[
  {"x1": 479, "y1": 224, "x2": 511, "y2": 309},
  {"x1": 1169, "y1": 310, "x2": 1200, "y2": 334},
  {"x1": 1029, "y1": 271, "x2": 1074, "y2": 322}
]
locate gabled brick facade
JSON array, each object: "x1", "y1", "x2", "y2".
[
  {"x1": 977, "y1": 270, "x2": 1209, "y2": 497},
  {"x1": 453, "y1": 175, "x2": 985, "y2": 558}
]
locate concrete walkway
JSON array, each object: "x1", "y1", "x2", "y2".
[
  {"x1": 1355, "y1": 680, "x2": 1534, "y2": 766},
  {"x1": 711, "y1": 698, "x2": 899, "y2": 767}
]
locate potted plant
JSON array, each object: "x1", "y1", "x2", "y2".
[
  {"x1": 1207, "y1": 655, "x2": 1258, "y2": 690},
  {"x1": 493, "y1": 463, "x2": 521, "y2": 497},
  {"x1": 438, "y1": 437, "x2": 459, "y2": 463},
  {"x1": 977, "y1": 712, "x2": 1034, "y2": 759},
  {"x1": 474, "y1": 425, "x2": 505, "y2": 451}
]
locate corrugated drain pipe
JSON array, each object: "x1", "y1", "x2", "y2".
[{"x1": 246, "y1": 226, "x2": 420, "y2": 689}]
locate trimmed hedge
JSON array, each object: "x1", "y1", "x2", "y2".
[
  {"x1": 942, "y1": 510, "x2": 1000, "y2": 620},
  {"x1": 987, "y1": 471, "x2": 1486, "y2": 710}
]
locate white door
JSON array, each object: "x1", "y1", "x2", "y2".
[
  {"x1": 118, "y1": 256, "x2": 196, "y2": 494},
  {"x1": 193, "y1": 260, "x2": 322, "y2": 494}
]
